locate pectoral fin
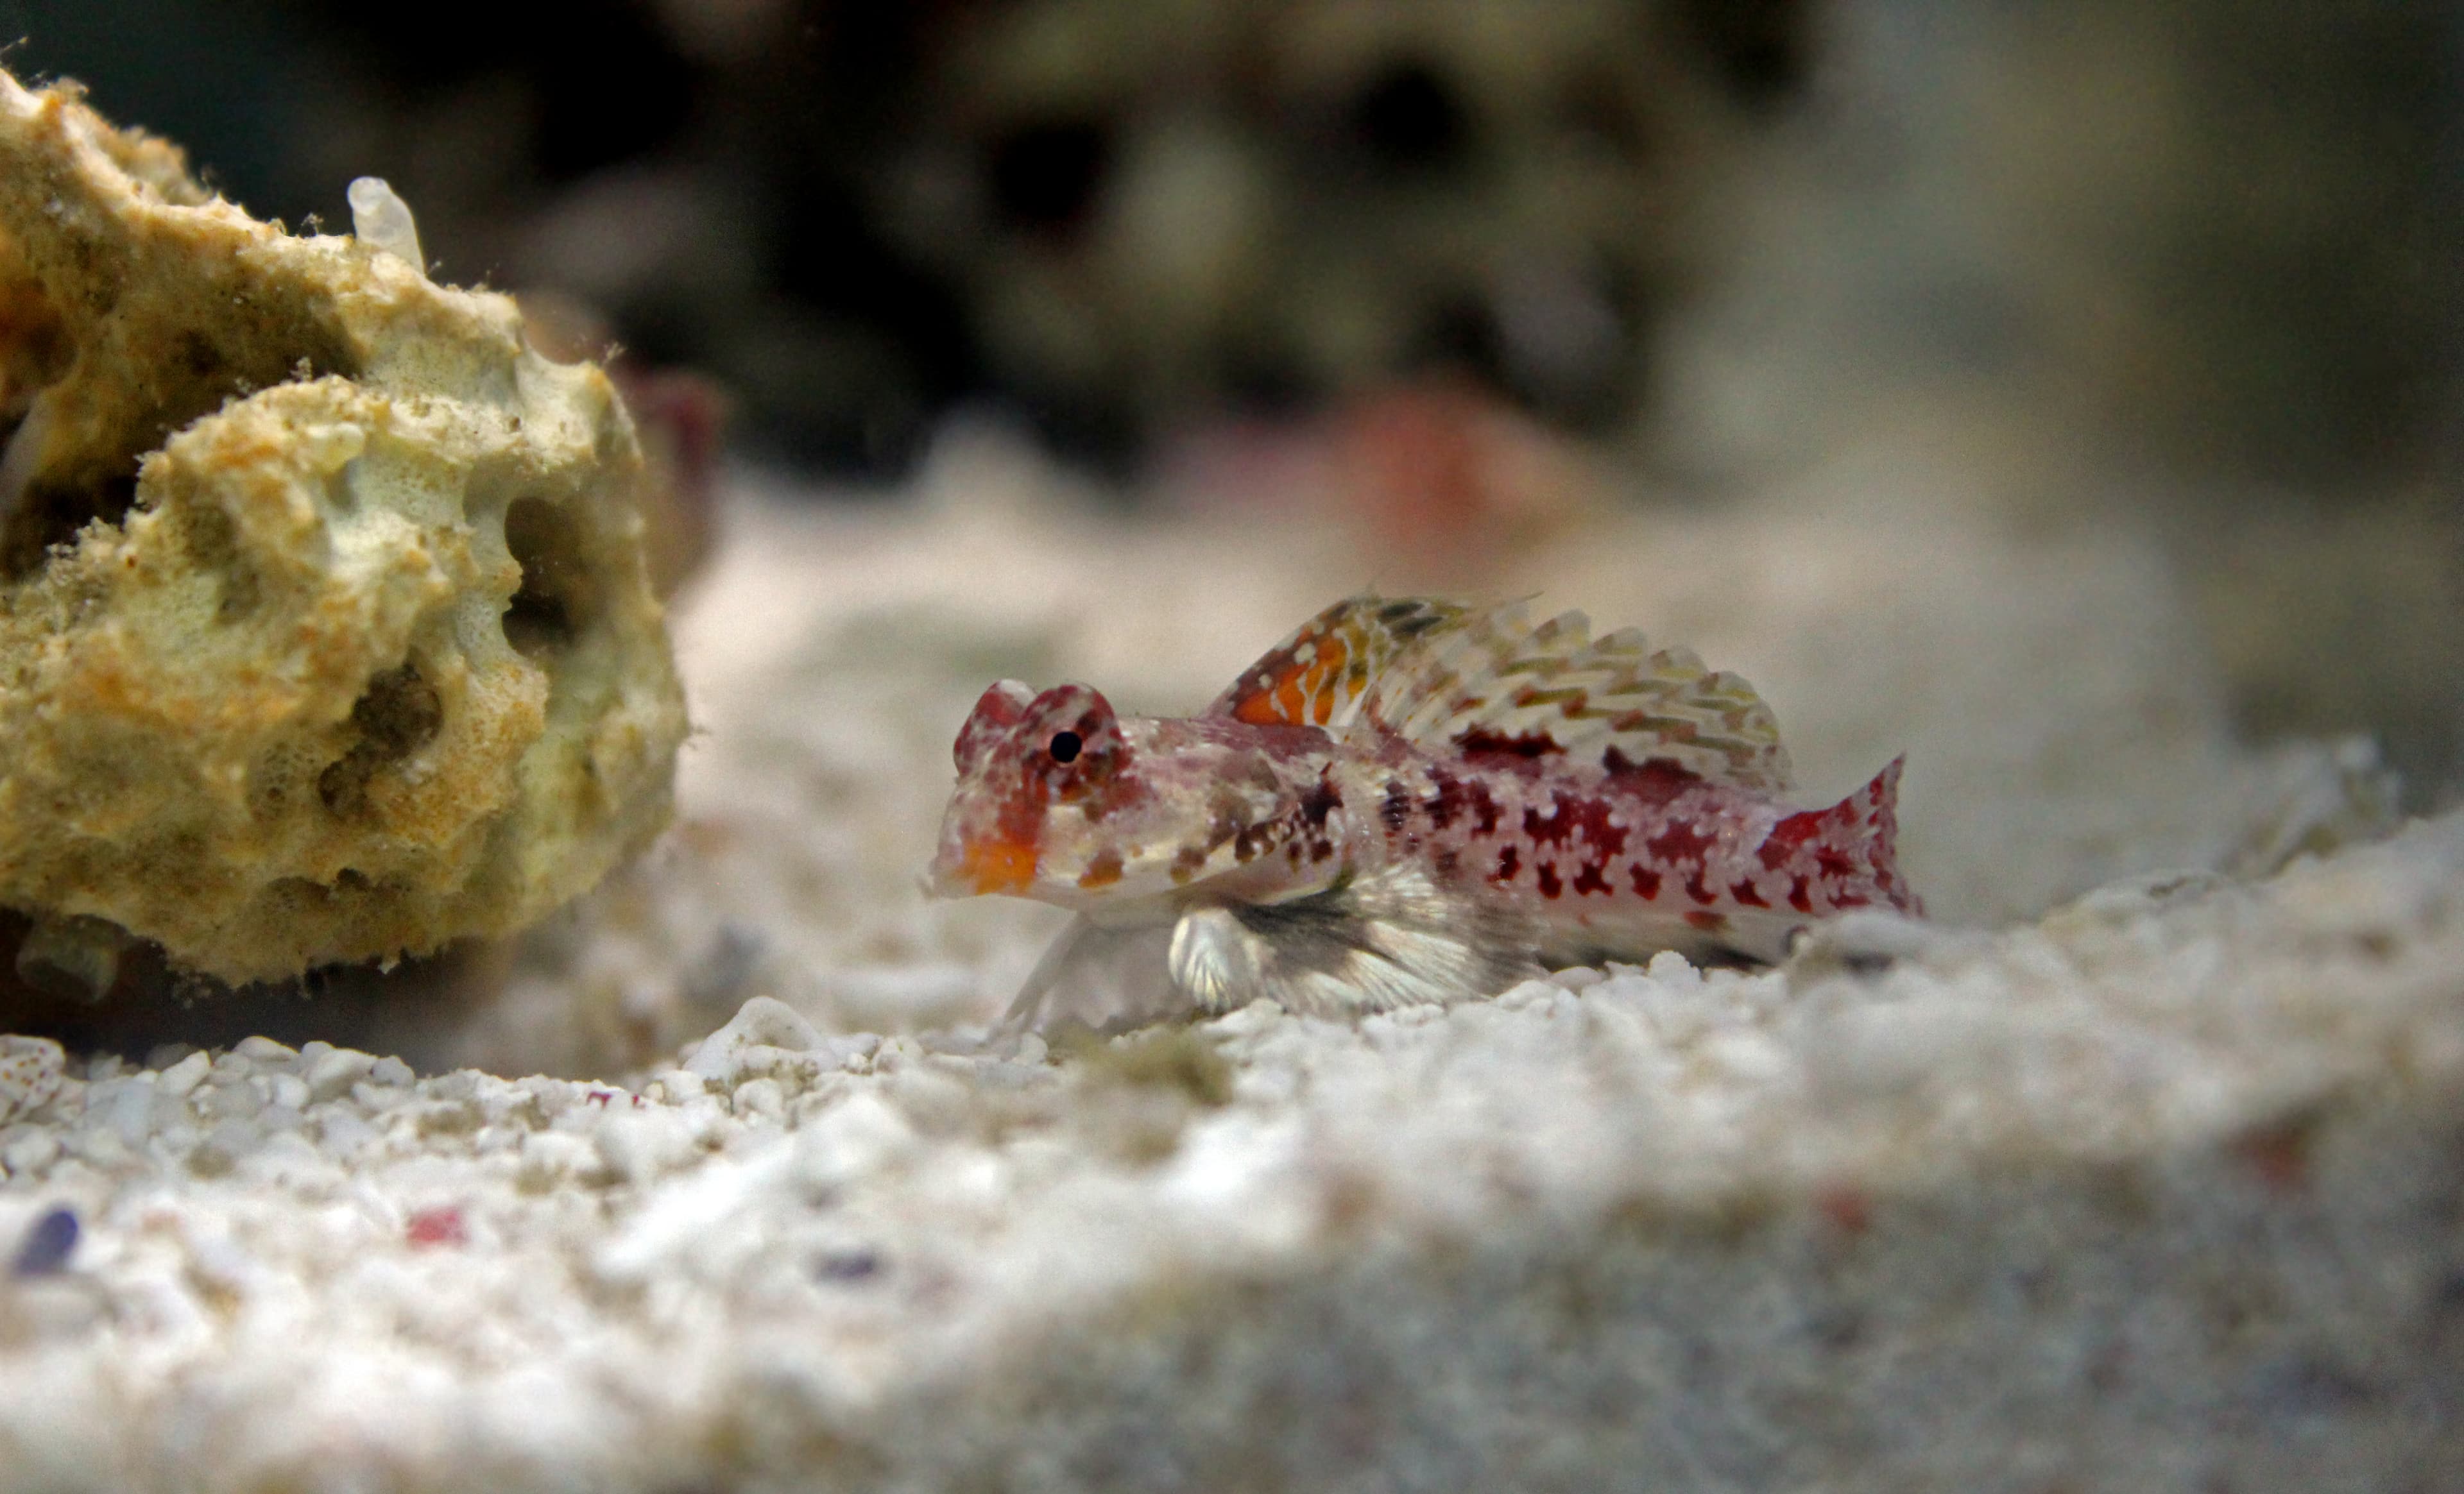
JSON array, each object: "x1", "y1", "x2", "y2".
[
  {"x1": 1004, "y1": 869, "x2": 1538, "y2": 1034},
  {"x1": 1169, "y1": 865, "x2": 1537, "y2": 1019},
  {"x1": 1000, "y1": 916, "x2": 1184, "y2": 1036}
]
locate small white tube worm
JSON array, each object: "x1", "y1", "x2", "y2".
[{"x1": 347, "y1": 176, "x2": 426, "y2": 276}]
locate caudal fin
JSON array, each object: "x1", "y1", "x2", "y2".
[
  {"x1": 1849, "y1": 756, "x2": 1919, "y2": 915},
  {"x1": 1766, "y1": 756, "x2": 1920, "y2": 917}
]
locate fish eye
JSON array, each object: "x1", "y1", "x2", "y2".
[{"x1": 1048, "y1": 731, "x2": 1082, "y2": 764}]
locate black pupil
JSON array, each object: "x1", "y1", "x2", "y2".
[{"x1": 1049, "y1": 731, "x2": 1083, "y2": 764}]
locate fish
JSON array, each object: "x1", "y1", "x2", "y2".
[{"x1": 930, "y1": 595, "x2": 1919, "y2": 1033}]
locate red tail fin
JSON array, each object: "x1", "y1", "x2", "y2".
[
  {"x1": 1852, "y1": 756, "x2": 1919, "y2": 914},
  {"x1": 1763, "y1": 756, "x2": 1919, "y2": 916}
]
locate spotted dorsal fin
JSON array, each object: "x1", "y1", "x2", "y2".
[
  {"x1": 1368, "y1": 600, "x2": 1793, "y2": 792},
  {"x1": 1206, "y1": 596, "x2": 1471, "y2": 731},
  {"x1": 1211, "y1": 595, "x2": 1792, "y2": 792}
]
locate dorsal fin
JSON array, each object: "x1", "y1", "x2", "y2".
[
  {"x1": 1206, "y1": 596, "x2": 1469, "y2": 730},
  {"x1": 1210, "y1": 596, "x2": 1792, "y2": 792}
]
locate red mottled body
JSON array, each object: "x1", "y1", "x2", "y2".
[
  {"x1": 1350, "y1": 743, "x2": 1912, "y2": 963},
  {"x1": 932, "y1": 595, "x2": 1920, "y2": 1030}
]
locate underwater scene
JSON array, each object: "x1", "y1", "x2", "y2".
[{"x1": 0, "y1": 3, "x2": 2456, "y2": 1489}]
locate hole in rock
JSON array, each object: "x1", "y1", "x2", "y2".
[
  {"x1": 165, "y1": 500, "x2": 265, "y2": 622},
  {"x1": 1, "y1": 471, "x2": 137, "y2": 579},
  {"x1": 0, "y1": 269, "x2": 70, "y2": 404},
  {"x1": 0, "y1": 266, "x2": 355, "y2": 580},
  {"x1": 318, "y1": 661, "x2": 445, "y2": 817},
  {"x1": 501, "y1": 495, "x2": 596, "y2": 660},
  {"x1": 0, "y1": 269, "x2": 74, "y2": 574},
  {"x1": 175, "y1": 329, "x2": 223, "y2": 379}
]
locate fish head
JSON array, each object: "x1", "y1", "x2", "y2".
[{"x1": 932, "y1": 679, "x2": 1155, "y2": 905}]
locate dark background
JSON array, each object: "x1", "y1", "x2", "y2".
[{"x1": 3, "y1": 0, "x2": 2453, "y2": 491}]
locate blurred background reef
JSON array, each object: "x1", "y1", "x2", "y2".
[{"x1": 0, "y1": 0, "x2": 2457, "y2": 788}]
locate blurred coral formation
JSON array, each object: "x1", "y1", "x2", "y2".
[{"x1": 12, "y1": 0, "x2": 2444, "y2": 482}]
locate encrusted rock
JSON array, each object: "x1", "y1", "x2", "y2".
[{"x1": 0, "y1": 72, "x2": 687, "y2": 984}]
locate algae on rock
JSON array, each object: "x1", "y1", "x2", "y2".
[{"x1": 0, "y1": 72, "x2": 688, "y2": 985}]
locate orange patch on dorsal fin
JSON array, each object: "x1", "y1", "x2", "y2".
[
  {"x1": 1211, "y1": 595, "x2": 1794, "y2": 793},
  {"x1": 1210, "y1": 596, "x2": 1464, "y2": 729}
]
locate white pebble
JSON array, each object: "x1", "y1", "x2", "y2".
[
  {"x1": 305, "y1": 1048, "x2": 376, "y2": 1103},
  {"x1": 594, "y1": 1109, "x2": 697, "y2": 1186},
  {"x1": 89, "y1": 1078, "x2": 155, "y2": 1146},
  {"x1": 73, "y1": 1126, "x2": 132, "y2": 1167},
  {"x1": 3, "y1": 1127, "x2": 60, "y2": 1174},
  {"x1": 155, "y1": 1050, "x2": 211, "y2": 1099},
  {"x1": 733, "y1": 1078, "x2": 786, "y2": 1123},
  {"x1": 518, "y1": 1130, "x2": 595, "y2": 1187},
  {"x1": 644, "y1": 1070, "x2": 706, "y2": 1103},
  {"x1": 235, "y1": 1036, "x2": 298, "y2": 1066},
  {"x1": 203, "y1": 1118, "x2": 262, "y2": 1163},
  {"x1": 792, "y1": 1092, "x2": 917, "y2": 1192},
  {"x1": 315, "y1": 1108, "x2": 379, "y2": 1155},
  {"x1": 687, "y1": 995, "x2": 824, "y2": 1083},
  {"x1": 1493, "y1": 979, "x2": 1560, "y2": 1009}
]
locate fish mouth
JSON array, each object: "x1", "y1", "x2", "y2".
[{"x1": 930, "y1": 833, "x2": 1038, "y2": 898}]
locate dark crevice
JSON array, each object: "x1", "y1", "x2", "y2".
[
  {"x1": 501, "y1": 587, "x2": 572, "y2": 658},
  {"x1": 0, "y1": 906, "x2": 499, "y2": 1078},
  {"x1": 167, "y1": 500, "x2": 264, "y2": 622},
  {"x1": 0, "y1": 213, "x2": 358, "y2": 577},
  {"x1": 1, "y1": 471, "x2": 140, "y2": 579},
  {"x1": 318, "y1": 661, "x2": 445, "y2": 817},
  {"x1": 501, "y1": 495, "x2": 595, "y2": 661}
]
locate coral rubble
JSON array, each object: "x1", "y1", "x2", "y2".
[{"x1": 0, "y1": 72, "x2": 687, "y2": 985}]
